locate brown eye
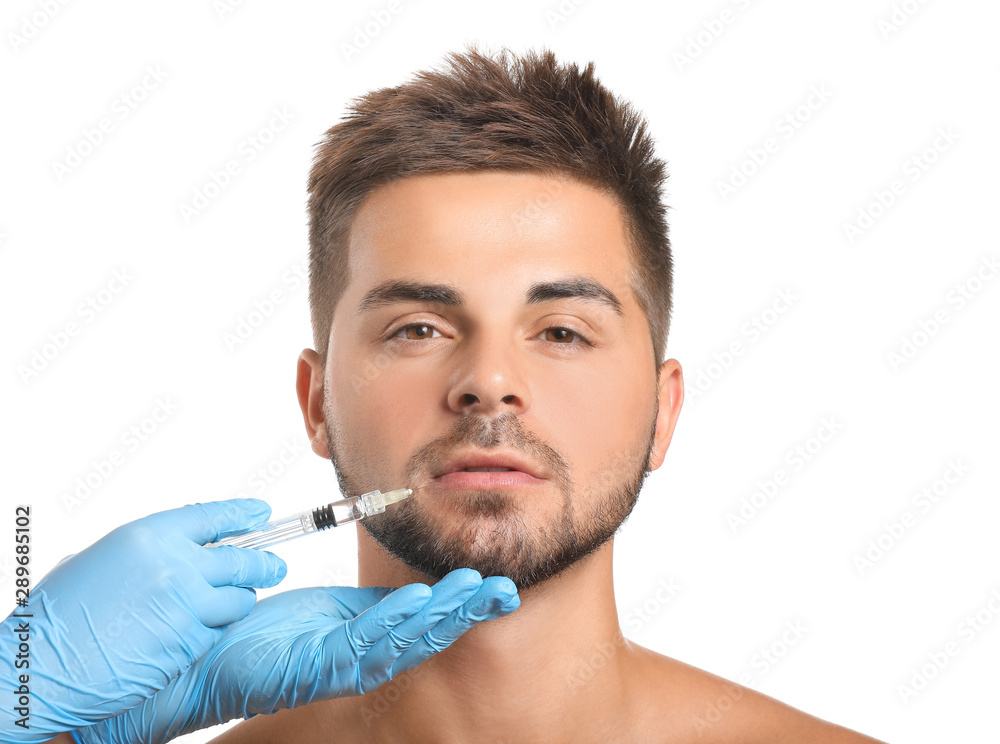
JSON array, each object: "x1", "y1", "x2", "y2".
[
  {"x1": 545, "y1": 327, "x2": 581, "y2": 344},
  {"x1": 402, "y1": 324, "x2": 434, "y2": 340},
  {"x1": 390, "y1": 323, "x2": 443, "y2": 343}
]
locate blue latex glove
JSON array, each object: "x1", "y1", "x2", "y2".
[
  {"x1": 0, "y1": 499, "x2": 286, "y2": 744},
  {"x1": 72, "y1": 568, "x2": 519, "y2": 744}
]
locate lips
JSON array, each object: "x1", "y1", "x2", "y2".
[{"x1": 433, "y1": 450, "x2": 545, "y2": 480}]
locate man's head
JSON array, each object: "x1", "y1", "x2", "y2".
[
  {"x1": 297, "y1": 46, "x2": 683, "y2": 591},
  {"x1": 307, "y1": 44, "x2": 673, "y2": 373}
]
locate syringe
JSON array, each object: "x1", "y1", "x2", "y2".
[{"x1": 207, "y1": 486, "x2": 425, "y2": 551}]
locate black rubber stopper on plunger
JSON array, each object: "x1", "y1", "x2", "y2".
[{"x1": 312, "y1": 503, "x2": 338, "y2": 529}]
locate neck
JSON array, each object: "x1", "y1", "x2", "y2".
[{"x1": 351, "y1": 533, "x2": 640, "y2": 743}]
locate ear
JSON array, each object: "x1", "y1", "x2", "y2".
[
  {"x1": 296, "y1": 349, "x2": 331, "y2": 458},
  {"x1": 646, "y1": 358, "x2": 684, "y2": 472}
]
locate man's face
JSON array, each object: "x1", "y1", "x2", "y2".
[{"x1": 314, "y1": 170, "x2": 673, "y2": 591}]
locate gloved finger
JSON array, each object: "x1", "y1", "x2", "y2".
[
  {"x1": 357, "y1": 568, "x2": 484, "y2": 689},
  {"x1": 194, "y1": 585, "x2": 259, "y2": 627},
  {"x1": 323, "y1": 586, "x2": 396, "y2": 618},
  {"x1": 391, "y1": 576, "x2": 519, "y2": 677},
  {"x1": 197, "y1": 544, "x2": 287, "y2": 589},
  {"x1": 144, "y1": 499, "x2": 272, "y2": 545},
  {"x1": 332, "y1": 583, "x2": 432, "y2": 666}
]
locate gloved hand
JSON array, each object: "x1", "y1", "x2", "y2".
[
  {"x1": 72, "y1": 568, "x2": 519, "y2": 744},
  {"x1": 0, "y1": 499, "x2": 287, "y2": 744}
]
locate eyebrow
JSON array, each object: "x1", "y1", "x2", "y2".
[{"x1": 355, "y1": 277, "x2": 625, "y2": 318}]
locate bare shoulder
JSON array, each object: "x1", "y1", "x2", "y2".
[
  {"x1": 207, "y1": 704, "x2": 329, "y2": 744},
  {"x1": 627, "y1": 641, "x2": 888, "y2": 743}
]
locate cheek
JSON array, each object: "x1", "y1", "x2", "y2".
[
  {"x1": 330, "y1": 356, "x2": 439, "y2": 456},
  {"x1": 541, "y1": 355, "x2": 654, "y2": 473}
]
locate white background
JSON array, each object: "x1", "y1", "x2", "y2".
[{"x1": 2, "y1": 1, "x2": 999, "y2": 742}]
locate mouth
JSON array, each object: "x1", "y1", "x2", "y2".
[{"x1": 430, "y1": 451, "x2": 547, "y2": 489}]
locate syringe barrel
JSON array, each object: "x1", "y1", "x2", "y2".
[
  {"x1": 317, "y1": 495, "x2": 367, "y2": 526},
  {"x1": 324, "y1": 489, "x2": 397, "y2": 526},
  {"x1": 209, "y1": 511, "x2": 317, "y2": 550}
]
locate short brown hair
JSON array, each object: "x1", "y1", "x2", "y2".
[{"x1": 307, "y1": 43, "x2": 673, "y2": 369}]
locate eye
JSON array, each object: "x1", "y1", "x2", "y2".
[
  {"x1": 541, "y1": 327, "x2": 591, "y2": 346},
  {"x1": 390, "y1": 323, "x2": 443, "y2": 342}
]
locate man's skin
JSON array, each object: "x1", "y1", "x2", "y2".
[{"x1": 204, "y1": 171, "x2": 884, "y2": 743}]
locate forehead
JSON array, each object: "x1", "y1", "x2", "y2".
[{"x1": 346, "y1": 171, "x2": 633, "y2": 293}]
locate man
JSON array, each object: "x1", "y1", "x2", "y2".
[{"x1": 210, "y1": 45, "x2": 885, "y2": 743}]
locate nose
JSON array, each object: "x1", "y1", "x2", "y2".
[{"x1": 445, "y1": 334, "x2": 530, "y2": 417}]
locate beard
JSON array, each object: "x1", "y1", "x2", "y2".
[{"x1": 327, "y1": 402, "x2": 658, "y2": 592}]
